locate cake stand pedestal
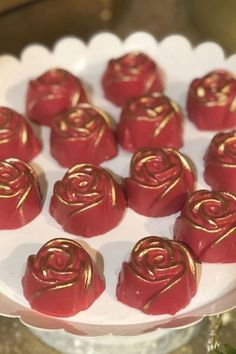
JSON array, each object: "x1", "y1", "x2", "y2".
[{"x1": 28, "y1": 322, "x2": 203, "y2": 354}]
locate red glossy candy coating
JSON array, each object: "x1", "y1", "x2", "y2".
[
  {"x1": 174, "y1": 190, "x2": 236, "y2": 263},
  {"x1": 50, "y1": 104, "x2": 117, "y2": 167},
  {"x1": 116, "y1": 236, "x2": 198, "y2": 315},
  {"x1": 187, "y1": 70, "x2": 236, "y2": 130},
  {"x1": 22, "y1": 238, "x2": 105, "y2": 317},
  {"x1": 49, "y1": 163, "x2": 126, "y2": 237},
  {"x1": 102, "y1": 52, "x2": 164, "y2": 107},
  {"x1": 26, "y1": 68, "x2": 88, "y2": 126},
  {"x1": 0, "y1": 158, "x2": 42, "y2": 229},
  {"x1": 204, "y1": 130, "x2": 236, "y2": 193},
  {"x1": 117, "y1": 94, "x2": 183, "y2": 152},
  {"x1": 125, "y1": 147, "x2": 195, "y2": 217},
  {"x1": 0, "y1": 107, "x2": 41, "y2": 161}
]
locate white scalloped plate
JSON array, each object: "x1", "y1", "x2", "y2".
[{"x1": 0, "y1": 32, "x2": 236, "y2": 337}]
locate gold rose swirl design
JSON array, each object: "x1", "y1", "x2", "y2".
[
  {"x1": 127, "y1": 95, "x2": 180, "y2": 138},
  {"x1": 131, "y1": 148, "x2": 192, "y2": 201},
  {"x1": 0, "y1": 109, "x2": 28, "y2": 145},
  {"x1": 54, "y1": 164, "x2": 117, "y2": 223},
  {"x1": 129, "y1": 236, "x2": 196, "y2": 311},
  {"x1": 30, "y1": 239, "x2": 93, "y2": 296},
  {"x1": 0, "y1": 158, "x2": 38, "y2": 208},
  {"x1": 183, "y1": 191, "x2": 236, "y2": 248}
]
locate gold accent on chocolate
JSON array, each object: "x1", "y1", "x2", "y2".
[
  {"x1": 16, "y1": 182, "x2": 32, "y2": 209},
  {"x1": 53, "y1": 104, "x2": 111, "y2": 143},
  {"x1": 193, "y1": 72, "x2": 235, "y2": 107},
  {"x1": 54, "y1": 164, "x2": 117, "y2": 219},
  {"x1": 83, "y1": 263, "x2": 93, "y2": 292},
  {"x1": 110, "y1": 180, "x2": 116, "y2": 206},
  {"x1": 71, "y1": 91, "x2": 80, "y2": 107},
  {"x1": 109, "y1": 52, "x2": 156, "y2": 84},
  {"x1": 229, "y1": 96, "x2": 236, "y2": 112},
  {"x1": 131, "y1": 148, "x2": 192, "y2": 192},
  {"x1": 152, "y1": 113, "x2": 172, "y2": 137},
  {"x1": 216, "y1": 135, "x2": 236, "y2": 155},
  {"x1": 197, "y1": 87, "x2": 205, "y2": 97},
  {"x1": 170, "y1": 101, "x2": 180, "y2": 112},
  {"x1": 20, "y1": 122, "x2": 28, "y2": 145},
  {"x1": 31, "y1": 239, "x2": 94, "y2": 294},
  {"x1": 0, "y1": 159, "x2": 40, "y2": 219},
  {"x1": 130, "y1": 236, "x2": 197, "y2": 311},
  {"x1": 127, "y1": 96, "x2": 180, "y2": 140},
  {"x1": 183, "y1": 191, "x2": 236, "y2": 240},
  {"x1": 0, "y1": 110, "x2": 29, "y2": 146},
  {"x1": 144, "y1": 73, "x2": 157, "y2": 92}
]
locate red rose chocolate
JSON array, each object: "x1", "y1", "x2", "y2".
[
  {"x1": 0, "y1": 158, "x2": 42, "y2": 229},
  {"x1": 49, "y1": 163, "x2": 126, "y2": 237},
  {"x1": 204, "y1": 130, "x2": 236, "y2": 193},
  {"x1": 50, "y1": 103, "x2": 117, "y2": 167},
  {"x1": 125, "y1": 147, "x2": 195, "y2": 217},
  {"x1": 117, "y1": 94, "x2": 183, "y2": 151},
  {"x1": 0, "y1": 107, "x2": 41, "y2": 161},
  {"x1": 22, "y1": 238, "x2": 105, "y2": 317},
  {"x1": 174, "y1": 190, "x2": 236, "y2": 263},
  {"x1": 116, "y1": 236, "x2": 198, "y2": 315},
  {"x1": 102, "y1": 52, "x2": 164, "y2": 107},
  {"x1": 26, "y1": 68, "x2": 88, "y2": 126},
  {"x1": 187, "y1": 70, "x2": 236, "y2": 130}
]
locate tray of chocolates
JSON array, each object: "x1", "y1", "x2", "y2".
[{"x1": 0, "y1": 32, "x2": 236, "y2": 336}]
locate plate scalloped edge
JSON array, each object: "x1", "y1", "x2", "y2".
[
  {"x1": 1, "y1": 287, "x2": 236, "y2": 336},
  {"x1": 1, "y1": 31, "x2": 236, "y2": 84}
]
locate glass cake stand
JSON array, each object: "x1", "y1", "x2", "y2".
[{"x1": 28, "y1": 322, "x2": 202, "y2": 354}]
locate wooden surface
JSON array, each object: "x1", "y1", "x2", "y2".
[
  {"x1": 0, "y1": 0, "x2": 33, "y2": 14},
  {"x1": 0, "y1": 0, "x2": 119, "y2": 55},
  {"x1": 0, "y1": 0, "x2": 203, "y2": 55}
]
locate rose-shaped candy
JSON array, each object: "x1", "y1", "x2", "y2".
[
  {"x1": 49, "y1": 163, "x2": 126, "y2": 237},
  {"x1": 116, "y1": 236, "x2": 198, "y2": 315},
  {"x1": 204, "y1": 130, "x2": 236, "y2": 193},
  {"x1": 117, "y1": 94, "x2": 183, "y2": 151},
  {"x1": 174, "y1": 190, "x2": 236, "y2": 262},
  {"x1": 187, "y1": 70, "x2": 236, "y2": 130},
  {"x1": 0, "y1": 107, "x2": 41, "y2": 161},
  {"x1": 0, "y1": 158, "x2": 42, "y2": 229},
  {"x1": 102, "y1": 52, "x2": 164, "y2": 107},
  {"x1": 50, "y1": 104, "x2": 117, "y2": 167},
  {"x1": 22, "y1": 238, "x2": 105, "y2": 317},
  {"x1": 125, "y1": 147, "x2": 195, "y2": 217},
  {"x1": 26, "y1": 68, "x2": 88, "y2": 126}
]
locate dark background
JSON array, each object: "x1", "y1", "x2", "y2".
[{"x1": 0, "y1": 0, "x2": 235, "y2": 56}]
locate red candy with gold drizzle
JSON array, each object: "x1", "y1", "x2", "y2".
[
  {"x1": 204, "y1": 130, "x2": 236, "y2": 193},
  {"x1": 50, "y1": 104, "x2": 117, "y2": 167},
  {"x1": 0, "y1": 158, "x2": 42, "y2": 229},
  {"x1": 116, "y1": 236, "x2": 198, "y2": 315},
  {"x1": 187, "y1": 70, "x2": 236, "y2": 130},
  {"x1": 117, "y1": 94, "x2": 183, "y2": 151},
  {"x1": 49, "y1": 163, "x2": 126, "y2": 237},
  {"x1": 22, "y1": 238, "x2": 105, "y2": 317},
  {"x1": 125, "y1": 147, "x2": 195, "y2": 217},
  {"x1": 0, "y1": 107, "x2": 41, "y2": 161},
  {"x1": 174, "y1": 190, "x2": 236, "y2": 263},
  {"x1": 102, "y1": 52, "x2": 164, "y2": 107},
  {"x1": 26, "y1": 68, "x2": 88, "y2": 126}
]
